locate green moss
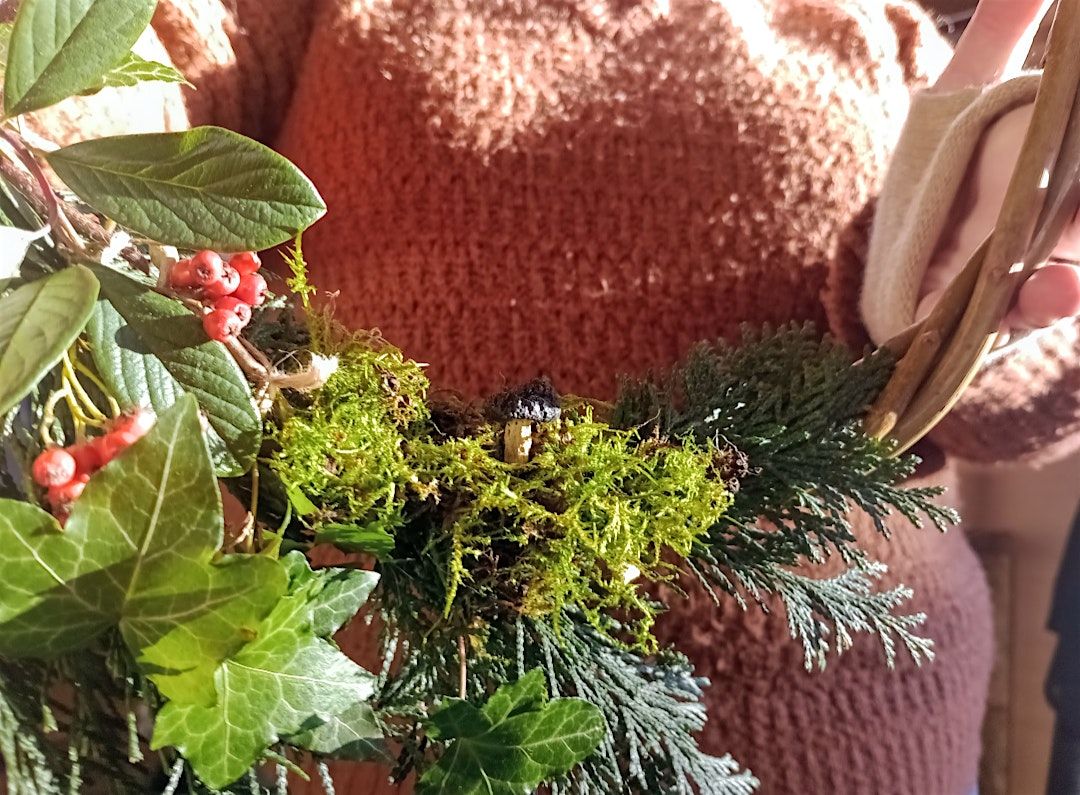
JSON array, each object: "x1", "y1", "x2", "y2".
[
  {"x1": 398, "y1": 410, "x2": 732, "y2": 649},
  {"x1": 269, "y1": 319, "x2": 731, "y2": 649},
  {"x1": 268, "y1": 325, "x2": 429, "y2": 539}
]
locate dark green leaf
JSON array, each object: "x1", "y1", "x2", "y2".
[
  {"x1": 0, "y1": 266, "x2": 98, "y2": 416},
  {"x1": 152, "y1": 555, "x2": 377, "y2": 789},
  {"x1": 86, "y1": 264, "x2": 261, "y2": 477},
  {"x1": 4, "y1": 0, "x2": 158, "y2": 115},
  {"x1": 0, "y1": 398, "x2": 283, "y2": 658},
  {"x1": 316, "y1": 523, "x2": 396, "y2": 558},
  {"x1": 418, "y1": 669, "x2": 606, "y2": 795},
  {"x1": 47, "y1": 127, "x2": 326, "y2": 251}
]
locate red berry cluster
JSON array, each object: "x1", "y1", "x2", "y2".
[
  {"x1": 169, "y1": 250, "x2": 268, "y2": 342},
  {"x1": 32, "y1": 409, "x2": 155, "y2": 519}
]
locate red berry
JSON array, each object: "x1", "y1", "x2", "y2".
[
  {"x1": 214, "y1": 296, "x2": 252, "y2": 327},
  {"x1": 111, "y1": 409, "x2": 155, "y2": 447},
  {"x1": 32, "y1": 447, "x2": 77, "y2": 488},
  {"x1": 169, "y1": 258, "x2": 196, "y2": 289},
  {"x1": 190, "y1": 250, "x2": 225, "y2": 288},
  {"x1": 203, "y1": 265, "x2": 240, "y2": 299},
  {"x1": 48, "y1": 474, "x2": 89, "y2": 507},
  {"x1": 234, "y1": 272, "x2": 268, "y2": 306},
  {"x1": 68, "y1": 443, "x2": 102, "y2": 477},
  {"x1": 202, "y1": 308, "x2": 243, "y2": 342},
  {"x1": 230, "y1": 251, "x2": 261, "y2": 276},
  {"x1": 90, "y1": 434, "x2": 126, "y2": 467}
]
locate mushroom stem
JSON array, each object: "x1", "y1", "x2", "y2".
[{"x1": 504, "y1": 419, "x2": 534, "y2": 464}]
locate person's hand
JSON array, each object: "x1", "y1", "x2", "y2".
[{"x1": 918, "y1": 0, "x2": 1080, "y2": 334}]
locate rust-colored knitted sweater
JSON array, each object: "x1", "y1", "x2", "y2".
[{"x1": 40, "y1": 0, "x2": 1038, "y2": 792}]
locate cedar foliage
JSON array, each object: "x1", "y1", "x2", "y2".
[{"x1": 614, "y1": 325, "x2": 956, "y2": 669}]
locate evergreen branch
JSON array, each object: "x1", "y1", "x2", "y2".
[
  {"x1": 375, "y1": 612, "x2": 758, "y2": 795},
  {"x1": 614, "y1": 325, "x2": 954, "y2": 669}
]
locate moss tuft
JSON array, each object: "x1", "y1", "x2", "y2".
[
  {"x1": 395, "y1": 410, "x2": 731, "y2": 649},
  {"x1": 269, "y1": 323, "x2": 731, "y2": 650},
  {"x1": 268, "y1": 324, "x2": 429, "y2": 538}
]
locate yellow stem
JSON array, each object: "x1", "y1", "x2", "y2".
[
  {"x1": 72, "y1": 357, "x2": 121, "y2": 418},
  {"x1": 62, "y1": 389, "x2": 100, "y2": 432},
  {"x1": 62, "y1": 353, "x2": 108, "y2": 422},
  {"x1": 40, "y1": 388, "x2": 70, "y2": 446}
]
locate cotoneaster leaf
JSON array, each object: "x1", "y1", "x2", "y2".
[
  {"x1": 0, "y1": 266, "x2": 99, "y2": 416},
  {"x1": 47, "y1": 127, "x2": 326, "y2": 251},
  {"x1": 95, "y1": 51, "x2": 191, "y2": 90},
  {"x1": 4, "y1": 0, "x2": 158, "y2": 116},
  {"x1": 86, "y1": 264, "x2": 261, "y2": 477}
]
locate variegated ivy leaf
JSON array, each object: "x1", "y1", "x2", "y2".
[
  {"x1": 279, "y1": 550, "x2": 379, "y2": 637},
  {"x1": 0, "y1": 397, "x2": 284, "y2": 659},
  {"x1": 152, "y1": 554, "x2": 379, "y2": 790},
  {"x1": 289, "y1": 701, "x2": 389, "y2": 764}
]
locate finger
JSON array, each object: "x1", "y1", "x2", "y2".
[
  {"x1": 1014, "y1": 262, "x2": 1080, "y2": 327},
  {"x1": 936, "y1": 0, "x2": 1052, "y2": 90}
]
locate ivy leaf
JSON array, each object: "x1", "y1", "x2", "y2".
[
  {"x1": 0, "y1": 266, "x2": 99, "y2": 416},
  {"x1": 151, "y1": 555, "x2": 378, "y2": 790},
  {"x1": 4, "y1": 0, "x2": 158, "y2": 116},
  {"x1": 0, "y1": 397, "x2": 283, "y2": 658},
  {"x1": 315, "y1": 523, "x2": 396, "y2": 559},
  {"x1": 47, "y1": 127, "x2": 327, "y2": 251},
  {"x1": 418, "y1": 669, "x2": 606, "y2": 795},
  {"x1": 130, "y1": 555, "x2": 286, "y2": 706},
  {"x1": 94, "y1": 51, "x2": 192, "y2": 90},
  {"x1": 280, "y1": 550, "x2": 379, "y2": 637},
  {"x1": 290, "y1": 702, "x2": 390, "y2": 763},
  {"x1": 86, "y1": 264, "x2": 261, "y2": 477}
]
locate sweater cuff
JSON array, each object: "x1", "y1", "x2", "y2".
[{"x1": 860, "y1": 75, "x2": 1041, "y2": 343}]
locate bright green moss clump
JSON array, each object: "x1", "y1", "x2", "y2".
[
  {"x1": 398, "y1": 411, "x2": 732, "y2": 649},
  {"x1": 269, "y1": 325, "x2": 429, "y2": 540},
  {"x1": 270, "y1": 320, "x2": 732, "y2": 649}
]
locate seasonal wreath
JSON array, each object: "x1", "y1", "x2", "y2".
[{"x1": 0, "y1": 1, "x2": 1077, "y2": 793}]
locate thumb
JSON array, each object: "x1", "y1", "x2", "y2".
[{"x1": 936, "y1": 0, "x2": 1052, "y2": 91}]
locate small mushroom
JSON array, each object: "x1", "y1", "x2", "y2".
[{"x1": 487, "y1": 377, "x2": 561, "y2": 464}]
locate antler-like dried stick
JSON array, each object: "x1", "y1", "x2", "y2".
[
  {"x1": 872, "y1": 0, "x2": 1080, "y2": 453},
  {"x1": 863, "y1": 238, "x2": 990, "y2": 439}
]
